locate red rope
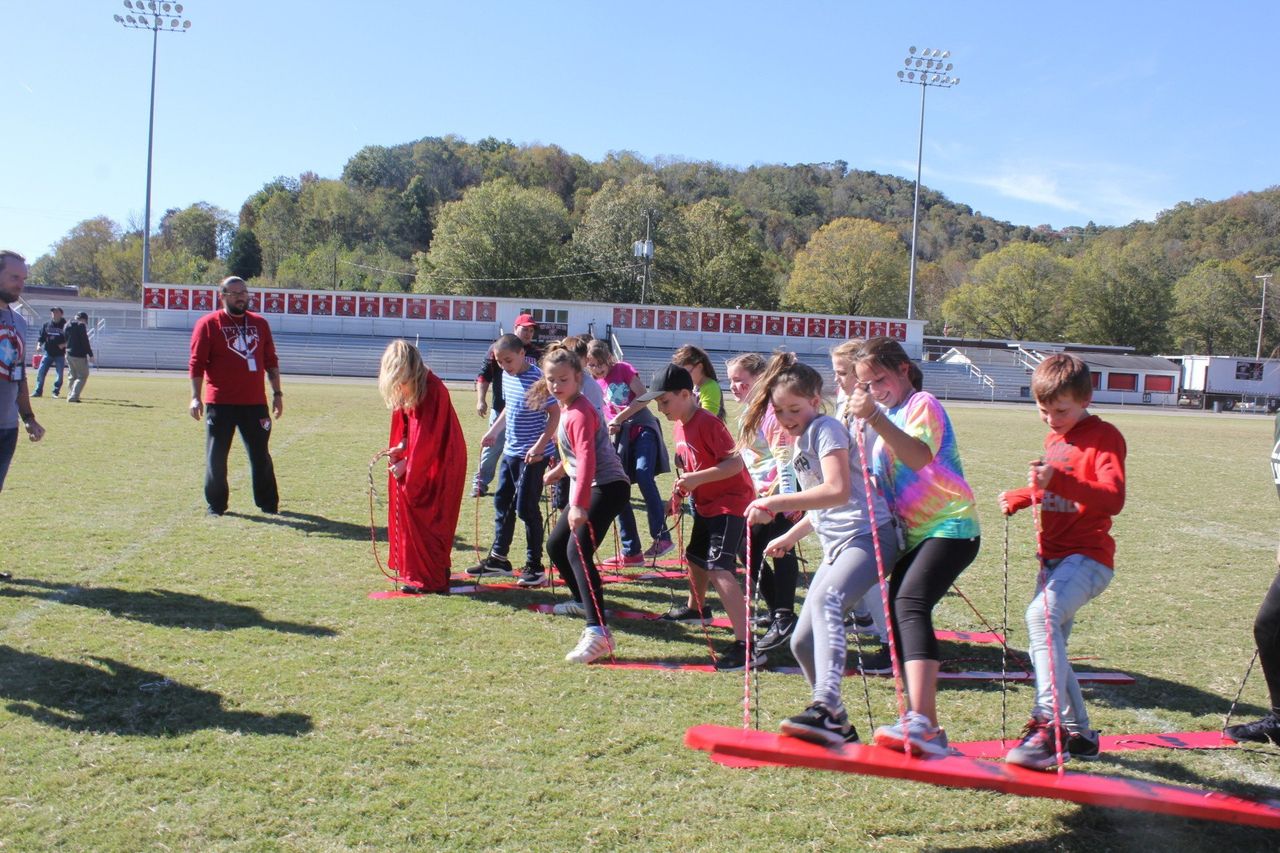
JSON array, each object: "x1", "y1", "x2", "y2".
[
  {"x1": 1031, "y1": 487, "x2": 1067, "y2": 775},
  {"x1": 854, "y1": 423, "x2": 907, "y2": 725},
  {"x1": 367, "y1": 448, "x2": 399, "y2": 584},
  {"x1": 742, "y1": 520, "x2": 754, "y2": 730},
  {"x1": 672, "y1": 491, "x2": 718, "y2": 665}
]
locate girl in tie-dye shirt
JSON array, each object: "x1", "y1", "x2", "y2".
[{"x1": 846, "y1": 336, "x2": 980, "y2": 758}]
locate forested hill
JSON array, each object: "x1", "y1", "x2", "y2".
[{"x1": 29, "y1": 134, "x2": 1280, "y2": 355}]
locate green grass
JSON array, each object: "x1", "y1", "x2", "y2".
[{"x1": 2, "y1": 374, "x2": 1279, "y2": 850}]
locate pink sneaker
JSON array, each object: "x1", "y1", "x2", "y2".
[
  {"x1": 642, "y1": 538, "x2": 675, "y2": 559},
  {"x1": 599, "y1": 553, "x2": 644, "y2": 568}
]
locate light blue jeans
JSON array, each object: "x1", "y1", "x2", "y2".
[
  {"x1": 475, "y1": 408, "x2": 505, "y2": 490},
  {"x1": 1025, "y1": 553, "x2": 1113, "y2": 732}
]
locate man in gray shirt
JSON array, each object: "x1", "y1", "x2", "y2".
[{"x1": 0, "y1": 250, "x2": 46, "y2": 579}]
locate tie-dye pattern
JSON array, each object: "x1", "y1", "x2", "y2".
[{"x1": 872, "y1": 391, "x2": 979, "y2": 550}]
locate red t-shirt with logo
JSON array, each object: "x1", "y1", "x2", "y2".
[
  {"x1": 188, "y1": 310, "x2": 279, "y2": 405},
  {"x1": 674, "y1": 407, "x2": 754, "y2": 517}
]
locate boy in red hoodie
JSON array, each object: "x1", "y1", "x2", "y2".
[{"x1": 999, "y1": 354, "x2": 1126, "y2": 770}]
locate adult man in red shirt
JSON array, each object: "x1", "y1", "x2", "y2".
[{"x1": 189, "y1": 277, "x2": 283, "y2": 516}]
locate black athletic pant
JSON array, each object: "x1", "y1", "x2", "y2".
[
  {"x1": 1254, "y1": 561, "x2": 1280, "y2": 713},
  {"x1": 889, "y1": 536, "x2": 981, "y2": 662},
  {"x1": 748, "y1": 514, "x2": 800, "y2": 613},
  {"x1": 205, "y1": 403, "x2": 278, "y2": 515},
  {"x1": 546, "y1": 480, "x2": 630, "y2": 629}
]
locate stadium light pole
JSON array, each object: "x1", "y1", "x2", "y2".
[
  {"x1": 1257, "y1": 273, "x2": 1272, "y2": 360},
  {"x1": 897, "y1": 46, "x2": 958, "y2": 321},
  {"x1": 113, "y1": 1, "x2": 193, "y2": 287}
]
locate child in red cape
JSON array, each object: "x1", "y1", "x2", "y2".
[{"x1": 379, "y1": 340, "x2": 467, "y2": 594}]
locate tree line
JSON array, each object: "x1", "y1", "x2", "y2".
[{"x1": 28, "y1": 134, "x2": 1280, "y2": 356}]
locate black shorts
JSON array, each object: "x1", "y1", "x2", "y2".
[{"x1": 686, "y1": 513, "x2": 745, "y2": 573}]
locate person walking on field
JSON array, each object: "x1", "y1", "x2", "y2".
[
  {"x1": 188, "y1": 276, "x2": 283, "y2": 516},
  {"x1": 0, "y1": 250, "x2": 46, "y2": 580},
  {"x1": 64, "y1": 311, "x2": 93, "y2": 403},
  {"x1": 31, "y1": 306, "x2": 67, "y2": 398}
]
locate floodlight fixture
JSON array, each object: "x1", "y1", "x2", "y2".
[
  {"x1": 113, "y1": 1, "x2": 192, "y2": 287},
  {"x1": 895, "y1": 45, "x2": 960, "y2": 320}
]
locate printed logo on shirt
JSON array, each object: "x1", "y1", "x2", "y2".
[
  {"x1": 260, "y1": 419, "x2": 272, "y2": 431},
  {"x1": 0, "y1": 323, "x2": 23, "y2": 382},
  {"x1": 1271, "y1": 437, "x2": 1280, "y2": 485},
  {"x1": 222, "y1": 322, "x2": 260, "y2": 364}
]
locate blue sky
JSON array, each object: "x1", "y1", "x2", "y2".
[{"x1": 4, "y1": 1, "x2": 1278, "y2": 258}]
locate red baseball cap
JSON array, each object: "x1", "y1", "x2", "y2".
[{"x1": 514, "y1": 313, "x2": 537, "y2": 328}]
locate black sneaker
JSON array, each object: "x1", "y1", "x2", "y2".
[
  {"x1": 466, "y1": 554, "x2": 514, "y2": 577},
  {"x1": 752, "y1": 611, "x2": 773, "y2": 629},
  {"x1": 660, "y1": 603, "x2": 713, "y2": 623},
  {"x1": 714, "y1": 640, "x2": 767, "y2": 672},
  {"x1": 30, "y1": 391, "x2": 41, "y2": 398},
  {"x1": 0, "y1": 571, "x2": 11, "y2": 580},
  {"x1": 515, "y1": 566, "x2": 547, "y2": 587},
  {"x1": 1225, "y1": 713, "x2": 1280, "y2": 745},
  {"x1": 399, "y1": 584, "x2": 425, "y2": 595},
  {"x1": 846, "y1": 611, "x2": 880, "y2": 640},
  {"x1": 757, "y1": 610, "x2": 797, "y2": 652},
  {"x1": 780, "y1": 702, "x2": 858, "y2": 747},
  {"x1": 853, "y1": 643, "x2": 893, "y2": 675},
  {"x1": 1066, "y1": 728, "x2": 1101, "y2": 760}
]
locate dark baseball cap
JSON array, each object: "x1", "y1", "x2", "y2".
[
  {"x1": 636, "y1": 364, "x2": 694, "y2": 402},
  {"x1": 75, "y1": 311, "x2": 88, "y2": 320}
]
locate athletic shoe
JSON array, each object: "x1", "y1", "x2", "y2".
[
  {"x1": 642, "y1": 537, "x2": 675, "y2": 559},
  {"x1": 565, "y1": 628, "x2": 613, "y2": 664},
  {"x1": 874, "y1": 711, "x2": 951, "y2": 757},
  {"x1": 780, "y1": 702, "x2": 859, "y2": 747},
  {"x1": 466, "y1": 554, "x2": 514, "y2": 577},
  {"x1": 399, "y1": 584, "x2": 425, "y2": 595},
  {"x1": 0, "y1": 572, "x2": 12, "y2": 580},
  {"x1": 469, "y1": 482, "x2": 487, "y2": 498},
  {"x1": 30, "y1": 392, "x2": 41, "y2": 398},
  {"x1": 852, "y1": 643, "x2": 893, "y2": 675},
  {"x1": 516, "y1": 566, "x2": 547, "y2": 587},
  {"x1": 752, "y1": 611, "x2": 774, "y2": 629},
  {"x1": 847, "y1": 611, "x2": 881, "y2": 640},
  {"x1": 552, "y1": 600, "x2": 586, "y2": 617},
  {"x1": 757, "y1": 610, "x2": 797, "y2": 652},
  {"x1": 660, "y1": 603, "x2": 714, "y2": 623},
  {"x1": 51, "y1": 391, "x2": 59, "y2": 398},
  {"x1": 714, "y1": 639, "x2": 767, "y2": 672},
  {"x1": 599, "y1": 552, "x2": 644, "y2": 568},
  {"x1": 1066, "y1": 728, "x2": 1101, "y2": 761},
  {"x1": 1225, "y1": 713, "x2": 1280, "y2": 745},
  {"x1": 1005, "y1": 717, "x2": 1068, "y2": 770}
]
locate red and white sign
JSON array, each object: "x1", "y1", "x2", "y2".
[
  {"x1": 406, "y1": 298, "x2": 427, "y2": 320},
  {"x1": 311, "y1": 294, "x2": 333, "y2": 315},
  {"x1": 287, "y1": 293, "x2": 309, "y2": 314},
  {"x1": 828, "y1": 318, "x2": 847, "y2": 339},
  {"x1": 658, "y1": 310, "x2": 677, "y2": 330},
  {"x1": 786, "y1": 317, "x2": 805, "y2": 337},
  {"x1": 476, "y1": 301, "x2": 496, "y2": 322},
  {"x1": 452, "y1": 300, "x2": 473, "y2": 321},
  {"x1": 383, "y1": 296, "x2": 404, "y2": 318},
  {"x1": 636, "y1": 309, "x2": 655, "y2": 329},
  {"x1": 807, "y1": 318, "x2": 825, "y2": 338},
  {"x1": 192, "y1": 289, "x2": 215, "y2": 312},
  {"x1": 248, "y1": 293, "x2": 262, "y2": 312},
  {"x1": 335, "y1": 295, "x2": 356, "y2": 316},
  {"x1": 701, "y1": 313, "x2": 721, "y2": 333},
  {"x1": 613, "y1": 307, "x2": 633, "y2": 328},
  {"x1": 143, "y1": 287, "x2": 165, "y2": 309},
  {"x1": 888, "y1": 322, "x2": 907, "y2": 340},
  {"x1": 723, "y1": 313, "x2": 742, "y2": 333},
  {"x1": 429, "y1": 299, "x2": 449, "y2": 320},
  {"x1": 679, "y1": 311, "x2": 698, "y2": 331},
  {"x1": 262, "y1": 292, "x2": 285, "y2": 314},
  {"x1": 745, "y1": 314, "x2": 763, "y2": 335},
  {"x1": 166, "y1": 289, "x2": 189, "y2": 310},
  {"x1": 765, "y1": 316, "x2": 783, "y2": 336},
  {"x1": 850, "y1": 319, "x2": 867, "y2": 337},
  {"x1": 359, "y1": 296, "x2": 380, "y2": 317},
  {"x1": 868, "y1": 320, "x2": 887, "y2": 337}
]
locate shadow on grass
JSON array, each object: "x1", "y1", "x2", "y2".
[
  {"x1": 0, "y1": 645, "x2": 311, "y2": 736},
  {"x1": 0, "y1": 578, "x2": 337, "y2": 636},
  {"x1": 79, "y1": 398, "x2": 155, "y2": 409},
  {"x1": 227, "y1": 509, "x2": 383, "y2": 541}
]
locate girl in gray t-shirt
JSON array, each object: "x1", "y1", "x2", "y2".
[{"x1": 743, "y1": 352, "x2": 898, "y2": 747}]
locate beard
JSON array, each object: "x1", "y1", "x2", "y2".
[{"x1": 225, "y1": 303, "x2": 247, "y2": 316}]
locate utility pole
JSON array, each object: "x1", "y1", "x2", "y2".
[
  {"x1": 633, "y1": 210, "x2": 654, "y2": 304},
  {"x1": 1257, "y1": 273, "x2": 1272, "y2": 359}
]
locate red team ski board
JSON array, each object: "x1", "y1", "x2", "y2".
[{"x1": 685, "y1": 725, "x2": 1280, "y2": 830}]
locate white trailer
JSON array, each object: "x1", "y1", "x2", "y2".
[{"x1": 1174, "y1": 355, "x2": 1280, "y2": 412}]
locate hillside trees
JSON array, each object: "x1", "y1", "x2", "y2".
[
  {"x1": 942, "y1": 242, "x2": 1072, "y2": 341},
  {"x1": 1171, "y1": 259, "x2": 1261, "y2": 355},
  {"x1": 783, "y1": 218, "x2": 907, "y2": 317}
]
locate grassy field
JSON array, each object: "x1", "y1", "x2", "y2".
[{"x1": 2, "y1": 373, "x2": 1279, "y2": 851}]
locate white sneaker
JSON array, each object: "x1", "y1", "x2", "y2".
[
  {"x1": 552, "y1": 600, "x2": 586, "y2": 617},
  {"x1": 565, "y1": 628, "x2": 613, "y2": 664}
]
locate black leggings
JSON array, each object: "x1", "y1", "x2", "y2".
[
  {"x1": 1254, "y1": 563, "x2": 1280, "y2": 713},
  {"x1": 546, "y1": 480, "x2": 630, "y2": 629},
  {"x1": 747, "y1": 514, "x2": 800, "y2": 613},
  {"x1": 889, "y1": 536, "x2": 981, "y2": 662}
]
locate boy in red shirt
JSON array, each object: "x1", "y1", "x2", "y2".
[
  {"x1": 639, "y1": 364, "x2": 762, "y2": 671},
  {"x1": 999, "y1": 353, "x2": 1126, "y2": 769}
]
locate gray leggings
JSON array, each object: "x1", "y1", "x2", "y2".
[{"x1": 790, "y1": 524, "x2": 899, "y2": 710}]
